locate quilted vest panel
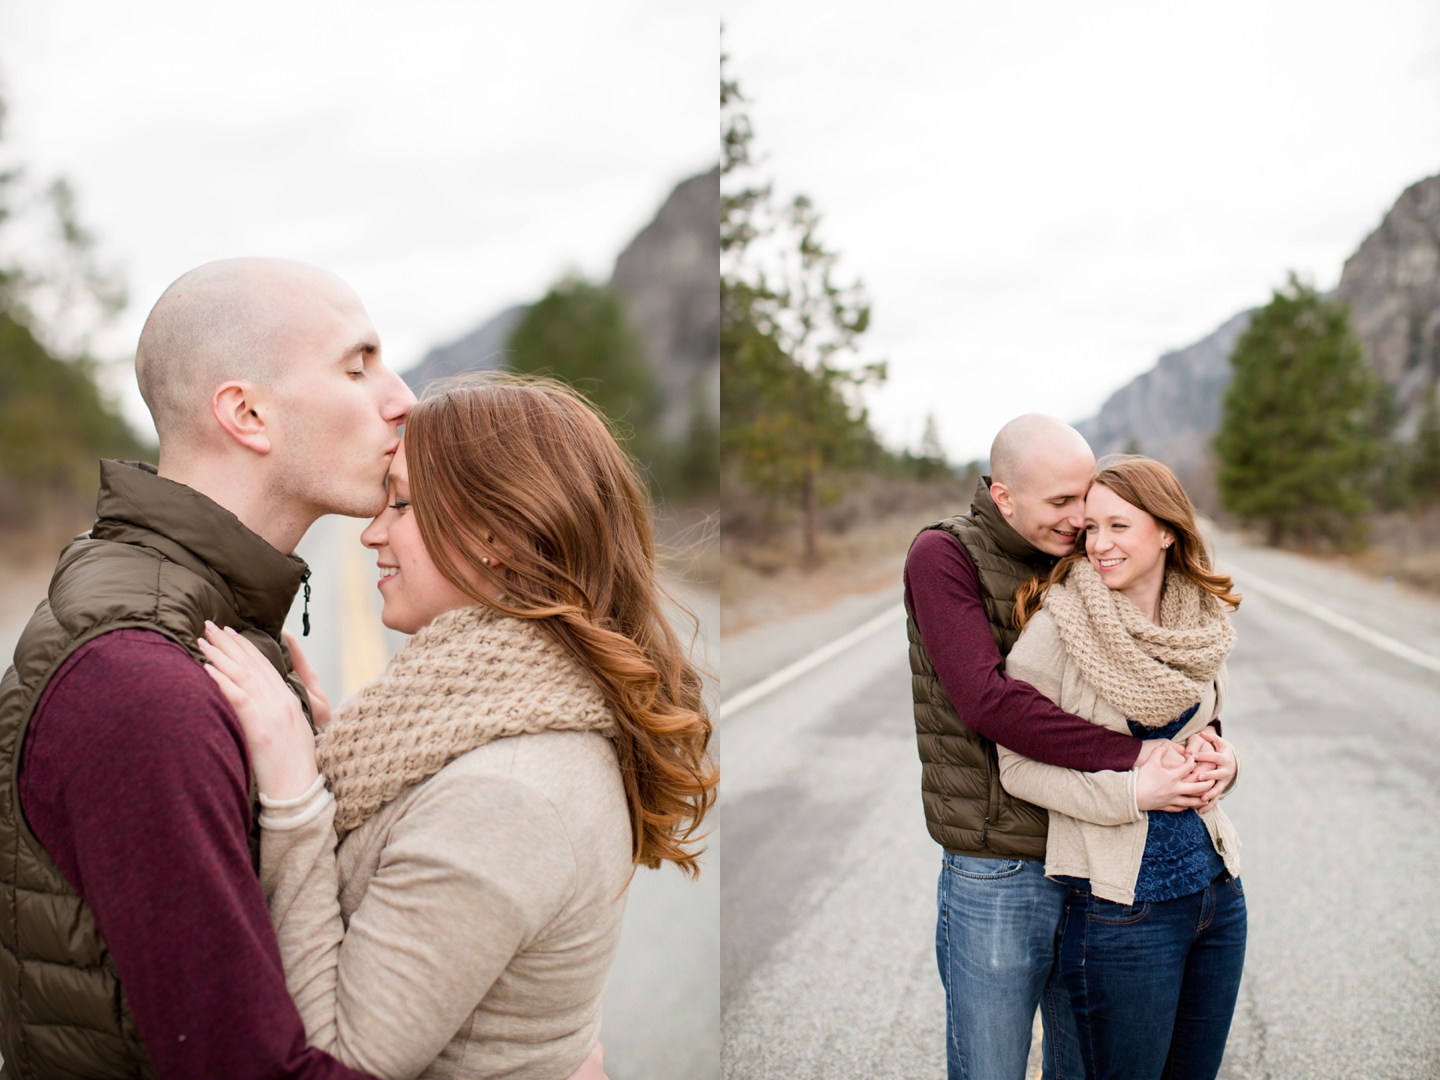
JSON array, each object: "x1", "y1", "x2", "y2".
[
  {"x1": 907, "y1": 476, "x2": 1059, "y2": 859},
  {"x1": 0, "y1": 461, "x2": 310, "y2": 1079}
]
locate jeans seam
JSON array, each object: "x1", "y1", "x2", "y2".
[
  {"x1": 1074, "y1": 899, "x2": 1096, "y2": 1076},
  {"x1": 1087, "y1": 902, "x2": 1149, "y2": 926},
  {"x1": 1197, "y1": 882, "x2": 1217, "y2": 933},
  {"x1": 943, "y1": 857, "x2": 1025, "y2": 880}
]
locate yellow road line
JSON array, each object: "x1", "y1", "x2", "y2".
[{"x1": 340, "y1": 527, "x2": 388, "y2": 696}]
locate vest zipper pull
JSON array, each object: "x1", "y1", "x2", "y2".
[{"x1": 301, "y1": 570, "x2": 312, "y2": 637}]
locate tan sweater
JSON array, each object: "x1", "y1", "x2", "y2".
[
  {"x1": 1001, "y1": 607, "x2": 1241, "y2": 904},
  {"x1": 259, "y1": 728, "x2": 633, "y2": 1080}
]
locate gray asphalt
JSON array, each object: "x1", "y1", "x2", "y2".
[{"x1": 720, "y1": 536, "x2": 1440, "y2": 1079}]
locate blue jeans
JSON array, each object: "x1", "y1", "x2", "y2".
[
  {"x1": 1058, "y1": 872, "x2": 1247, "y2": 1080},
  {"x1": 936, "y1": 852, "x2": 1084, "y2": 1080}
]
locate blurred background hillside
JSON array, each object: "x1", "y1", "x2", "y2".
[{"x1": 719, "y1": 2, "x2": 1440, "y2": 627}]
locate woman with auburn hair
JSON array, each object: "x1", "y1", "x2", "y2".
[
  {"x1": 197, "y1": 374, "x2": 716, "y2": 1080},
  {"x1": 1001, "y1": 455, "x2": 1245, "y2": 1080}
]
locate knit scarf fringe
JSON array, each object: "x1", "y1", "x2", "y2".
[
  {"x1": 1044, "y1": 559, "x2": 1235, "y2": 727},
  {"x1": 316, "y1": 605, "x2": 617, "y2": 835}
]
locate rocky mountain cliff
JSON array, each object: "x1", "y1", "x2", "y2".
[
  {"x1": 1334, "y1": 175, "x2": 1440, "y2": 422},
  {"x1": 611, "y1": 167, "x2": 720, "y2": 440},
  {"x1": 1075, "y1": 309, "x2": 1251, "y2": 491},
  {"x1": 403, "y1": 167, "x2": 720, "y2": 442},
  {"x1": 1078, "y1": 173, "x2": 1440, "y2": 502},
  {"x1": 402, "y1": 304, "x2": 526, "y2": 391}
]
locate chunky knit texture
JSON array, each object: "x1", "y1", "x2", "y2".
[
  {"x1": 317, "y1": 605, "x2": 617, "y2": 834},
  {"x1": 1044, "y1": 559, "x2": 1235, "y2": 727}
]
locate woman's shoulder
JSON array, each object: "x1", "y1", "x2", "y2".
[
  {"x1": 450, "y1": 728, "x2": 616, "y2": 777},
  {"x1": 1008, "y1": 606, "x2": 1064, "y2": 670},
  {"x1": 377, "y1": 732, "x2": 628, "y2": 870},
  {"x1": 420, "y1": 732, "x2": 627, "y2": 832}
]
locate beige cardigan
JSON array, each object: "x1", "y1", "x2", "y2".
[
  {"x1": 1001, "y1": 607, "x2": 1241, "y2": 904},
  {"x1": 258, "y1": 729, "x2": 633, "y2": 1080}
]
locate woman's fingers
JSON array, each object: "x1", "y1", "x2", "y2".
[
  {"x1": 200, "y1": 661, "x2": 245, "y2": 708},
  {"x1": 223, "y1": 624, "x2": 273, "y2": 666},
  {"x1": 282, "y1": 628, "x2": 332, "y2": 729},
  {"x1": 283, "y1": 629, "x2": 320, "y2": 684},
  {"x1": 197, "y1": 634, "x2": 249, "y2": 684}
]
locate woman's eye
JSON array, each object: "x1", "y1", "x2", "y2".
[{"x1": 388, "y1": 500, "x2": 410, "y2": 512}]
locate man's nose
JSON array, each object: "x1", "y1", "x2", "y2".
[{"x1": 380, "y1": 365, "x2": 417, "y2": 421}]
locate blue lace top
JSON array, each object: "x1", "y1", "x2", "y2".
[{"x1": 1128, "y1": 703, "x2": 1225, "y2": 902}]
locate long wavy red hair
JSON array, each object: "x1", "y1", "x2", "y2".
[
  {"x1": 1015, "y1": 455, "x2": 1241, "y2": 630},
  {"x1": 403, "y1": 374, "x2": 716, "y2": 875}
]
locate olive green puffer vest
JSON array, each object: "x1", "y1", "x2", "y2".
[
  {"x1": 0, "y1": 460, "x2": 312, "y2": 1080},
  {"x1": 907, "y1": 476, "x2": 1059, "y2": 859}
]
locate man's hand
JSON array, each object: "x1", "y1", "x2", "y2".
[
  {"x1": 1184, "y1": 728, "x2": 1236, "y2": 813},
  {"x1": 1135, "y1": 739, "x2": 1214, "y2": 812}
]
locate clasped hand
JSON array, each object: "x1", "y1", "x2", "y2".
[
  {"x1": 198, "y1": 622, "x2": 321, "y2": 801},
  {"x1": 1134, "y1": 728, "x2": 1236, "y2": 814}
]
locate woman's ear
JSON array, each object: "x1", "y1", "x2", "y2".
[{"x1": 481, "y1": 533, "x2": 515, "y2": 569}]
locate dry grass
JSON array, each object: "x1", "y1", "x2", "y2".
[{"x1": 721, "y1": 492, "x2": 967, "y2": 636}]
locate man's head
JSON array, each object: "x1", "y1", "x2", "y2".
[
  {"x1": 988, "y1": 413, "x2": 1095, "y2": 556},
  {"x1": 135, "y1": 258, "x2": 415, "y2": 530}
]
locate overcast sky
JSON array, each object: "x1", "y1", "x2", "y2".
[
  {"x1": 721, "y1": 1, "x2": 1440, "y2": 461},
  {"x1": 0, "y1": 0, "x2": 714, "y2": 439}
]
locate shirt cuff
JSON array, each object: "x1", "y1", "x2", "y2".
[{"x1": 258, "y1": 773, "x2": 332, "y2": 832}]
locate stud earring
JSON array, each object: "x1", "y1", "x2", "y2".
[{"x1": 481, "y1": 556, "x2": 491, "y2": 566}]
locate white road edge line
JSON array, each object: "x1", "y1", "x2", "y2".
[
  {"x1": 719, "y1": 603, "x2": 908, "y2": 720},
  {"x1": 1231, "y1": 568, "x2": 1440, "y2": 675}
]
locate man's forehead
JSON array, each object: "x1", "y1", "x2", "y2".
[{"x1": 1014, "y1": 454, "x2": 1094, "y2": 496}]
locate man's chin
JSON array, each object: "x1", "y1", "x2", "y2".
[
  {"x1": 1036, "y1": 534, "x2": 1079, "y2": 557},
  {"x1": 323, "y1": 487, "x2": 388, "y2": 521}
]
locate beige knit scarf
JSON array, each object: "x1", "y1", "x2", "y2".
[
  {"x1": 1044, "y1": 558, "x2": 1235, "y2": 727},
  {"x1": 316, "y1": 604, "x2": 617, "y2": 834}
]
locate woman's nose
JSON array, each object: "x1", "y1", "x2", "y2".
[{"x1": 360, "y1": 516, "x2": 387, "y2": 549}]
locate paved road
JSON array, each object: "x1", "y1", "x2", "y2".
[
  {"x1": 2, "y1": 515, "x2": 720, "y2": 1080},
  {"x1": 720, "y1": 536, "x2": 1440, "y2": 1079}
]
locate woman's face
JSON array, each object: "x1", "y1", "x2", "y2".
[
  {"x1": 360, "y1": 442, "x2": 486, "y2": 633},
  {"x1": 1084, "y1": 482, "x2": 1173, "y2": 594}
]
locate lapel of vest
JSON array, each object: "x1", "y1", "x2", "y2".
[{"x1": 88, "y1": 460, "x2": 308, "y2": 640}]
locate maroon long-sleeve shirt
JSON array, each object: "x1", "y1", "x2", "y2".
[
  {"x1": 904, "y1": 529, "x2": 1142, "y2": 772},
  {"x1": 19, "y1": 629, "x2": 372, "y2": 1080}
]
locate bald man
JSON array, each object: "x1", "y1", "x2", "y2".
[
  {"x1": 904, "y1": 415, "x2": 1151, "y2": 1080},
  {"x1": 0, "y1": 259, "x2": 411, "y2": 1080}
]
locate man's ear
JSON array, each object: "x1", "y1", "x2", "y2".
[
  {"x1": 212, "y1": 382, "x2": 272, "y2": 454},
  {"x1": 990, "y1": 480, "x2": 1015, "y2": 519}
]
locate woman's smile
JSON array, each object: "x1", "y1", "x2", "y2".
[{"x1": 378, "y1": 564, "x2": 399, "y2": 585}]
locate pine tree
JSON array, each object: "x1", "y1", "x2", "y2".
[
  {"x1": 1410, "y1": 382, "x2": 1440, "y2": 505},
  {"x1": 1214, "y1": 274, "x2": 1378, "y2": 547},
  {"x1": 505, "y1": 275, "x2": 662, "y2": 465},
  {"x1": 720, "y1": 44, "x2": 885, "y2": 564}
]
